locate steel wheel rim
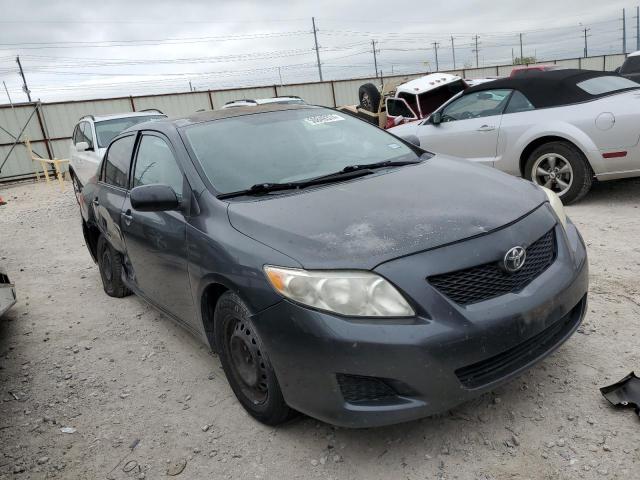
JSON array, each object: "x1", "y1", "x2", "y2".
[
  {"x1": 101, "y1": 249, "x2": 113, "y2": 282},
  {"x1": 531, "y1": 153, "x2": 573, "y2": 196},
  {"x1": 361, "y1": 92, "x2": 372, "y2": 110},
  {"x1": 226, "y1": 318, "x2": 268, "y2": 405}
]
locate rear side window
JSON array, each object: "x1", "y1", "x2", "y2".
[
  {"x1": 102, "y1": 135, "x2": 136, "y2": 188},
  {"x1": 504, "y1": 91, "x2": 535, "y2": 114},
  {"x1": 576, "y1": 76, "x2": 639, "y2": 95}
]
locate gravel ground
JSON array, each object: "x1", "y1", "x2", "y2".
[{"x1": 0, "y1": 178, "x2": 639, "y2": 480}]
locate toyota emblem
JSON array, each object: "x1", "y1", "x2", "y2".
[{"x1": 503, "y1": 246, "x2": 526, "y2": 273}]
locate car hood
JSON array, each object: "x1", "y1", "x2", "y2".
[{"x1": 227, "y1": 155, "x2": 547, "y2": 270}]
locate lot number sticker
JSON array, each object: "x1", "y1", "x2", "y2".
[{"x1": 304, "y1": 114, "x2": 345, "y2": 126}]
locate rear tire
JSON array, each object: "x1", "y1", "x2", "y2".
[
  {"x1": 96, "y1": 235, "x2": 131, "y2": 298},
  {"x1": 358, "y1": 83, "x2": 381, "y2": 113},
  {"x1": 524, "y1": 141, "x2": 592, "y2": 205},
  {"x1": 214, "y1": 292, "x2": 293, "y2": 426}
]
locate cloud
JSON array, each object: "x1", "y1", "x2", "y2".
[{"x1": 0, "y1": 0, "x2": 633, "y2": 102}]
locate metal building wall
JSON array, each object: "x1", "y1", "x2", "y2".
[{"x1": 0, "y1": 53, "x2": 633, "y2": 182}]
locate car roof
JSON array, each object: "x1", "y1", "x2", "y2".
[
  {"x1": 396, "y1": 73, "x2": 463, "y2": 95},
  {"x1": 133, "y1": 103, "x2": 323, "y2": 130},
  {"x1": 464, "y1": 69, "x2": 635, "y2": 108},
  {"x1": 79, "y1": 110, "x2": 165, "y2": 122}
]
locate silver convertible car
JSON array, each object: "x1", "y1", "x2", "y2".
[{"x1": 390, "y1": 69, "x2": 640, "y2": 203}]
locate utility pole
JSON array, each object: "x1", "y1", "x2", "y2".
[
  {"x1": 189, "y1": 80, "x2": 193, "y2": 92},
  {"x1": 311, "y1": 17, "x2": 323, "y2": 82},
  {"x1": 519, "y1": 33, "x2": 524, "y2": 62},
  {"x1": 583, "y1": 27, "x2": 590, "y2": 57},
  {"x1": 451, "y1": 36, "x2": 456, "y2": 69},
  {"x1": 278, "y1": 67, "x2": 283, "y2": 86},
  {"x1": 511, "y1": 48, "x2": 515, "y2": 64},
  {"x1": 371, "y1": 39, "x2": 379, "y2": 78},
  {"x1": 472, "y1": 35, "x2": 480, "y2": 67},
  {"x1": 15, "y1": 56, "x2": 32, "y2": 102},
  {"x1": 432, "y1": 42, "x2": 440, "y2": 71},
  {"x1": 623, "y1": 8, "x2": 627, "y2": 54},
  {"x1": 636, "y1": 6, "x2": 639, "y2": 51}
]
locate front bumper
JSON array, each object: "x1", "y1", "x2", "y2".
[
  {"x1": 0, "y1": 284, "x2": 17, "y2": 318},
  {"x1": 253, "y1": 207, "x2": 588, "y2": 427}
]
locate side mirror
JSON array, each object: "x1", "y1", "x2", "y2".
[
  {"x1": 130, "y1": 184, "x2": 179, "y2": 212},
  {"x1": 430, "y1": 111, "x2": 442, "y2": 125},
  {"x1": 76, "y1": 141, "x2": 89, "y2": 152},
  {"x1": 401, "y1": 135, "x2": 421, "y2": 147}
]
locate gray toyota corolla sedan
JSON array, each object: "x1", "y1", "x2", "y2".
[{"x1": 77, "y1": 104, "x2": 588, "y2": 428}]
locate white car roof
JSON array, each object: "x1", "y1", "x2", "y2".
[
  {"x1": 79, "y1": 111, "x2": 165, "y2": 122},
  {"x1": 396, "y1": 73, "x2": 463, "y2": 95},
  {"x1": 222, "y1": 97, "x2": 304, "y2": 109},
  {"x1": 627, "y1": 50, "x2": 640, "y2": 57}
]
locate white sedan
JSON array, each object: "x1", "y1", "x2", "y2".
[{"x1": 390, "y1": 69, "x2": 640, "y2": 203}]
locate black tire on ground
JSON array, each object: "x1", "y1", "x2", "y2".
[
  {"x1": 70, "y1": 170, "x2": 82, "y2": 205},
  {"x1": 358, "y1": 83, "x2": 381, "y2": 113},
  {"x1": 96, "y1": 235, "x2": 131, "y2": 298},
  {"x1": 524, "y1": 141, "x2": 593, "y2": 205},
  {"x1": 214, "y1": 292, "x2": 293, "y2": 426}
]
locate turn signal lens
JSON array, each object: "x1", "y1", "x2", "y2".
[{"x1": 263, "y1": 266, "x2": 414, "y2": 317}]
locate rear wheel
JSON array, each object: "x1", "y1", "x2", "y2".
[
  {"x1": 524, "y1": 141, "x2": 592, "y2": 204},
  {"x1": 214, "y1": 292, "x2": 292, "y2": 425},
  {"x1": 96, "y1": 236, "x2": 131, "y2": 298}
]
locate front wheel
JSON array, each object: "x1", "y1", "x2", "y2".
[
  {"x1": 71, "y1": 171, "x2": 82, "y2": 205},
  {"x1": 214, "y1": 292, "x2": 292, "y2": 425},
  {"x1": 524, "y1": 141, "x2": 592, "y2": 205}
]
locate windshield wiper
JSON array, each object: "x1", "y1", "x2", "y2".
[
  {"x1": 217, "y1": 168, "x2": 374, "y2": 199},
  {"x1": 217, "y1": 158, "x2": 425, "y2": 200},
  {"x1": 340, "y1": 159, "x2": 422, "y2": 172}
]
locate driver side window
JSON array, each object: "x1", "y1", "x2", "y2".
[{"x1": 441, "y1": 89, "x2": 512, "y2": 122}]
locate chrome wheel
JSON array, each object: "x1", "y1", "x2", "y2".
[{"x1": 531, "y1": 153, "x2": 573, "y2": 196}]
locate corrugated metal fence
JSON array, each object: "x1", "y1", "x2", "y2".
[{"x1": 0, "y1": 53, "x2": 627, "y2": 182}]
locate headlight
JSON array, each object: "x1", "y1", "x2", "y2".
[
  {"x1": 264, "y1": 266, "x2": 415, "y2": 317},
  {"x1": 541, "y1": 187, "x2": 567, "y2": 229}
]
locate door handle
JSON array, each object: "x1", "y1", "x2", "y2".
[
  {"x1": 121, "y1": 209, "x2": 133, "y2": 226},
  {"x1": 476, "y1": 125, "x2": 496, "y2": 132}
]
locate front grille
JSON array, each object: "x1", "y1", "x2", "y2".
[
  {"x1": 428, "y1": 229, "x2": 556, "y2": 305},
  {"x1": 455, "y1": 296, "x2": 585, "y2": 389},
  {"x1": 336, "y1": 374, "x2": 397, "y2": 404}
]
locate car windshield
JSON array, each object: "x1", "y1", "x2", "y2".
[
  {"x1": 183, "y1": 108, "x2": 420, "y2": 194},
  {"x1": 95, "y1": 115, "x2": 165, "y2": 148},
  {"x1": 576, "y1": 76, "x2": 640, "y2": 95}
]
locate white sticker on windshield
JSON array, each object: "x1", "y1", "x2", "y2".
[
  {"x1": 304, "y1": 114, "x2": 345, "y2": 125},
  {"x1": 387, "y1": 143, "x2": 401, "y2": 149}
]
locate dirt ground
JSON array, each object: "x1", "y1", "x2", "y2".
[{"x1": 0, "y1": 177, "x2": 639, "y2": 480}]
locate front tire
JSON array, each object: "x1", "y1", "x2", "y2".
[
  {"x1": 524, "y1": 141, "x2": 592, "y2": 204},
  {"x1": 214, "y1": 292, "x2": 292, "y2": 426},
  {"x1": 96, "y1": 235, "x2": 131, "y2": 298},
  {"x1": 71, "y1": 171, "x2": 82, "y2": 205}
]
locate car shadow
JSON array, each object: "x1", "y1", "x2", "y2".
[{"x1": 572, "y1": 176, "x2": 640, "y2": 207}]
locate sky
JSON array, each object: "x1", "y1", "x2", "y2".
[{"x1": 0, "y1": 0, "x2": 637, "y2": 103}]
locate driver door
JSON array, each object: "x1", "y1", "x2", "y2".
[{"x1": 415, "y1": 89, "x2": 512, "y2": 166}]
